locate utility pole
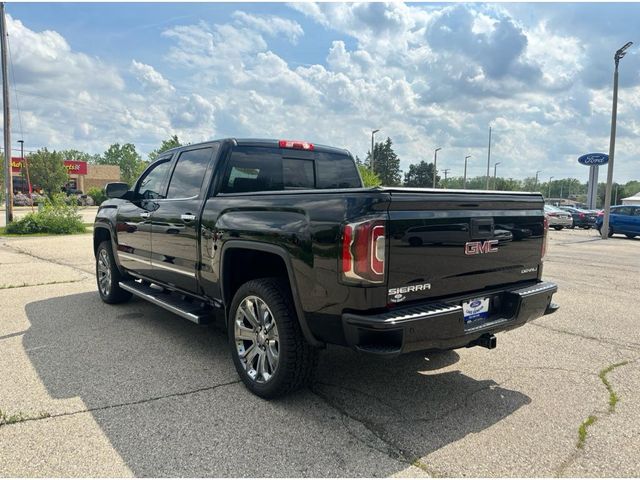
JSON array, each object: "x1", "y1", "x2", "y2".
[
  {"x1": 463, "y1": 155, "x2": 471, "y2": 189},
  {"x1": 432, "y1": 147, "x2": 441, "y2": 188},
  {"x1": 548, "y1": 176, "x2": 554, "y2": 199},
  {"x1": 485, "y1": 126, "x2": 492, "y2": 190},
  {"x1": 535, "y1": 170, "x2": 542, "y2": 190},
  {"x1": 1, "y1": 2, "x2": 12, "y2": 223},
  {"x1": 602, "y1": 42, "x2": 632, "y2": 239},
  {"x1": 442, "y1": 168, "x2": 450, "y2": 188},
  {"x1": 370, "y1": 129, "x2": 380, "y2": 172},
  {"x1": 493, "y1": 162, "x2": 501, "y2": 190}
]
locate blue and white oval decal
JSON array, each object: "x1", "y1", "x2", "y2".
[
  {"x1": 470, "y1": 300, "x2": 482, "y2": 308},
  {"x1": 578, "y1": 153, "x2": 609, "y2": 166}
]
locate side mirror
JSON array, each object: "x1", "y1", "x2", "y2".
[{"x1": 105, "y1": 182, "x2": 130, "y2": 199}]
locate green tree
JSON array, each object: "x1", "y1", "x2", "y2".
[
  {"x1": 148, "y1": 134, "x2": 182, "y2": 162},
  {"x1": 366, "y1": 137, "x2": 401, "y2": 186},
  {"x1": 357, "y1": 165, "x2": 381, "y2": 187},
  {"x1": 60, "y1": 149, "x2": 99, "y2": 163},
  {"x1": 26, "y1": 148, "x2": 69, "y2": 196},
  {"x1": 97, "y1": 143, "x2": 146, "y2": 186},
  {"x1": 403, "y1": 161, "x2": 438, "y2": 188}
]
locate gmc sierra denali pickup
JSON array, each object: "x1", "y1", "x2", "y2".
[{"x1": 94, "y1": 138, "x2": 558, "y2": 398}]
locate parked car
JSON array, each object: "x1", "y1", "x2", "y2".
[
  {"x1": 93, "y1": 138, "x2": 558, "y2": 398},
  {"x1": 12, "y1": 192, "x2": 45, "y2": 206},
  {"x1": 557, "y1": 206, "x2": 597, "y2": 229},
  {"x1": 596, "y1": 205, "x2": 640, "y2": 238},
  {"x1": 544, "y1": 205, "x2": 573, "y2": 230}
]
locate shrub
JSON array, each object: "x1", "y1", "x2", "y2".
[
  {"x1": 5, "y1": 196, "x2": 86, "y2": 235},
  {"x1": 87, "y1": 186, "x2": 107, "y2": 206}
]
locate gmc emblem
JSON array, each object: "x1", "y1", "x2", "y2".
[{"x1": 465, "y1": 240, "x2": 499, "y2": 255}]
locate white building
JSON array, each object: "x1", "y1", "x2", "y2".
[{"x1": 621, "y1": 192, "x2": 640, "y2": 205}]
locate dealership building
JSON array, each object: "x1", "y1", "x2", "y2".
[{"x1": 11, "y1": 157, "x2": 121, "y2": 193}]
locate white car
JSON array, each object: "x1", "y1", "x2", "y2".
[{"x1": 544, "y1": 205, "x2": 573, "y2": 230}]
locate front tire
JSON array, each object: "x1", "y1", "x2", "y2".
[
  {"x1": 96, "y1": 241, "x2": 132, "y2": 304},
  {"x1": 553, "y1": 226, "x2": 563, "y2": 231},
  {"x1": 229, "y1": 278, "x2": 318, "y2": 399}
]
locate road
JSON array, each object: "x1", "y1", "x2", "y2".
[{"x1": 0, "y1": 227, "x2": 638, "y2": 476}]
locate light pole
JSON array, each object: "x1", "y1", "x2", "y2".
[
  {"x1": 548, "y1": 176, "x2": 554, "y2": 199},
  {"x1": 485, "y1": 126, "x2": 492, "y2": 189},
  {"x1": 463, "y1": 155, "x2": 471, "y2": 189},
  {"x1": 534, "y1": 170, "x2": 542, "y2": 190},
  {"x1": 601, "y1": 41, "x2": 633, "y2": 240},
  {"x1": 432, "y1": 147, "x2": 441, "y2": 188},
  {"x1": 370, "y1": 129, "x2": 380, "y2": 172},
  {"x1": 493, "y1": 161, "x2": 501, "y2": 190}
]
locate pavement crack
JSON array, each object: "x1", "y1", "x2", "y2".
[
  {"x1": 555, "y1": 359, "x2": 636, "y2": 476},
  {"x1": 310, "y1": 384, "x2": 443, "y2": 477},
  {"x1": 0, "y1": 279, "x2": 84, "y2": 290},
  {"x1": 0, "y1": 243, "x2": 93, "y2": 277},
  {"x1": 0, "y1": 380, "x2": 241, "y2": 429},
  {"x1": 0, "y1": 408, "x2": 51, "y2": 426},
  {"x1": 529, "y1": 322, "x2": 640, "y2": 351},
  {"x1": 0, "y1": 331, "x2": 28, "y2": 342}
]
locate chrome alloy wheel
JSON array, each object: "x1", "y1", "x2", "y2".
[
  {"x1": 234, "y1": 295, "x2": 279, "y2": 383},
  {"x1": 97, "y1": 249, "x2": 112, "y2": 297}
]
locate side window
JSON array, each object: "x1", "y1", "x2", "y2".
[
  {"x1": 316, "y1": 152, "x2": 361, "y2": 189},
  {"x1": 615, "y1": 206, "x2": 631, "y2": 215},
  {"x1": 633, "y1": 207, "x2": 640, "y2": 216},
  {"x1": 221, "y1": 147, "x2": 283, "y2": 193},
  {"x1": 137, "y1": 159, "x2": 172, "y2": 199},
  {"x1": 166, "y1": 146, "x2": 217, "y2": 199}
]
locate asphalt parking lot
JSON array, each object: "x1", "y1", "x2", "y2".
[{"x1": 0, "y1": 227, "x2": 638, "y2": 477}]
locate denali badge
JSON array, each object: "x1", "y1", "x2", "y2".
[
  {"x1": 388, "y1": 283, "x2": 432, "y2": 299},
  {"x1": 465, "y1": 240, "x2": 499, "y2": 255},
  {"x1": 521, "y1": 267, "x2": 538, "y2": 274}
]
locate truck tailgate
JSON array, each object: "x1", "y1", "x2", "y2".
[{"x1": 386, "y1": 190, "x2": 545, "y2": 303}]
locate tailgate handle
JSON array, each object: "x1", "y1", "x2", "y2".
[{"x1": 470, "y1": 218, "x2": 494, "y2": 239}]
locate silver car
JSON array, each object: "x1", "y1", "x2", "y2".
[{"x1": 544, "y1": 205, "x2": 573, "y2": 230}]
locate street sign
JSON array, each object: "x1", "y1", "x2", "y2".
[{"x1": 578, "y1": 153, "x2": 609, "y2": 166}]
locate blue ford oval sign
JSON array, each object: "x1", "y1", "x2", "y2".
[{"x1": 578, "y1": 153, "x2": 609, "y2": 166}]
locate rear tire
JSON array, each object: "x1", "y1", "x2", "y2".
[
  {"x1": 553, "y1": 226, "x2": 563, "y2": 231},
  {"x1": 228, "y1": 278, "x2": 318, "y2": 399},
  {"x1": 96, "y1": 241, "x2": 133, "y2": 304}
]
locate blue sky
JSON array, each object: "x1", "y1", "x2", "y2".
[{"x1": 4, "y1": 2, "x2": 640, "y2": 182}]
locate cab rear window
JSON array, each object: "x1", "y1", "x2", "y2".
[{"x1": 220, "y1": 146, "x2": 361, "y2": 194}]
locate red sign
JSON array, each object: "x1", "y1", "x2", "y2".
[
  {"x1": 11, "y1": 157, "x2": 87, "y2": 175},
  {"x1": 63, "y1": 160, "x2": 88, "y2": 175}
]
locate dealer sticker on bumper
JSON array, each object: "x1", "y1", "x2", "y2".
[{"x1": 462, "y1": 297, "x2": 490, "y2": 323}]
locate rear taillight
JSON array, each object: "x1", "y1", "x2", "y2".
[
  {"x1": 542, "y1": 216, "x2": 549, "y2": 261},
  {"x1": 579, "y1": 213, "x2": 585, "y2": 219},
  {"x1": 341, "y1": 219, "x2": 386, "y2": 284}
]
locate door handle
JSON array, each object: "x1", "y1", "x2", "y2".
[
  {"x1": 140, "y1": 212, "x2": 151, "y2": 219},
  {"x1": 181, "y1": 213, "x2": 196, "y2": 222}
]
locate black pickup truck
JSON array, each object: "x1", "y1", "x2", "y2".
[{"x1": 94, "y1": 138, "x2": 558, "y2": 398}]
